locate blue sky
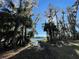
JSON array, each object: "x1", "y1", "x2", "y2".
[{"x1": 33, "y1": 0, "x2": 79, "y2": 37}]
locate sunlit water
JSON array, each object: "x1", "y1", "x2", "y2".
[{"x1": 30, "y1": 37, "x2": 45, "y2": 46}]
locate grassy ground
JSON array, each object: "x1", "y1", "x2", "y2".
[{"x1": 0, "y1": 40, "x2": 79, "y2": 59}]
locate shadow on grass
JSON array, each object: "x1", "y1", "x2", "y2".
[{"x1": 9, "y1": 43, "x2": 79, "y2": 59}]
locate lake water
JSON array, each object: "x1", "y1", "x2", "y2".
[{"x1": 30, "y1": 38, "x2": 45, "y2": 46}]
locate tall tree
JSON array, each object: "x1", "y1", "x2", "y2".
[
  {"x1": 0, "y1": 0, "x2": 37, "y2": 48},
  {"x1": 67, "y1": 0, "x2": 79, "y2": 38},
  {"x1": 44, "y1": 4, "x2": 58, "y2": 43}
]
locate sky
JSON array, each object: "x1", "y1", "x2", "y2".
[{"x1": 33, "y1": 0, "x2": 79, "y2": 37}]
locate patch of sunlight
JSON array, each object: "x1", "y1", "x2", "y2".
[
  {"x1": 72, "y1": 43, "x2": 79, "y2": 46},
  {"x1": 75, "y1": 49, "x2": 79, "y2": 56},
  {"x1": 1, "y1": 44, "x2": 31, "y2": 59},
  {"x1": 69, "y1": 42, "x2": 79, "y2": 47},
  {"x1": 43, "y1": 39, "x2": 48, "y2": 43}
]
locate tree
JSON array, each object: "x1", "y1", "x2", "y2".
[
  {"x1": 0, "y1": 0, "x2": 37, "y2": 48},
  {"x1": 67, "y1": 0, "x2": 79, "y2": 39},
  {"x1": 44, "y1": 4, "x2": 59, "y2": 44}
]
